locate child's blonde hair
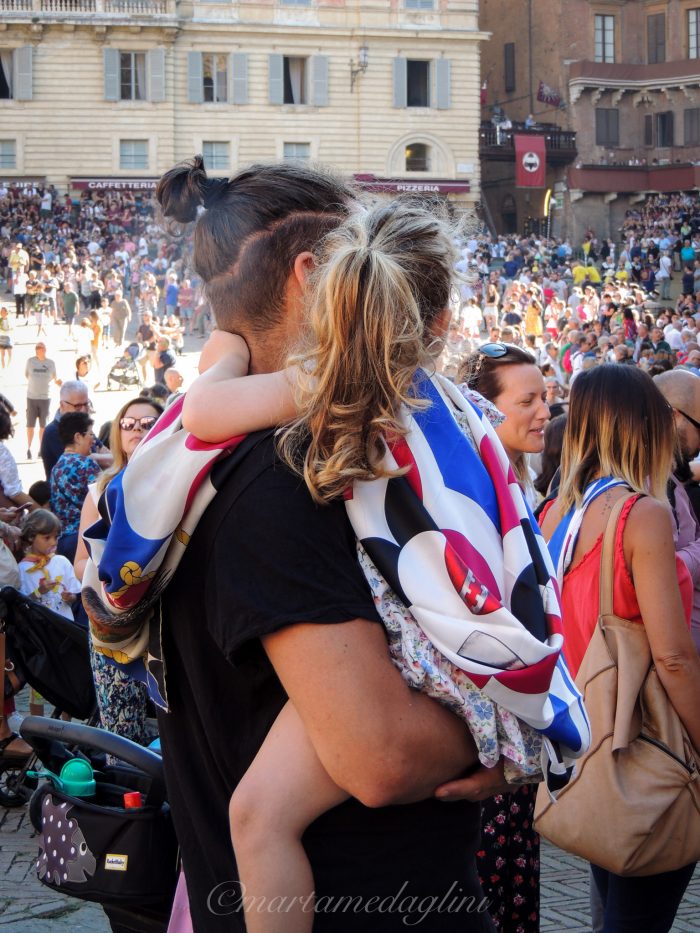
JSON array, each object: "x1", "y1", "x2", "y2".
[
  {"x1": 20, "y1": 509, "x2": 61, "y2": 552},
  {"x1": 280, "y1": 199, "x2": 456, "y2": 503}
]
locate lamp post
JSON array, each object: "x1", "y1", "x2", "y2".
[{"x1": 350, "y1": 44, "x2": 369, "y2": 91}]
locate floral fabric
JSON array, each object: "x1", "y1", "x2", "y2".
[
  {"x1": 477, "y1": 786, "x2": 540, "y2": 933},
  {"x1": 90, "y1": 645, "x2": 154, "y2": 747},
  {"x1": 50, "y1": 452, "x2": 100, "y2": 535},
  {"x1": 358, "y1": 546, "x2": 542, "y2": 782}
]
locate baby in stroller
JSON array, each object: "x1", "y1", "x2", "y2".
[{"x1": 107, "y1": 343, "x2": 143, "y2": 391}]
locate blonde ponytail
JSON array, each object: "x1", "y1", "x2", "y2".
[{"x1": 280, "y1": 200, "x2": 456, "y2": 502}]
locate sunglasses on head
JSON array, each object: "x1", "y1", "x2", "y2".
[
  {"x1": 477, "y1": 342, "x2": 517, "y2": 358},
  {"x1": 119, "y1": 416, "x2": 158, "y2": 432}
]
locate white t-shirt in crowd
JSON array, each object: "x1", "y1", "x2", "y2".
[{"x1": 18, "y1": 553, "x2": 81, "y2": 620}]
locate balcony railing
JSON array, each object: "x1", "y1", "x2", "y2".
[
  {"x1": 479, "y1": 122, "x2": 577, "y2": 165},
  {"x1": 0, "y1": 0, "x2": 172, "y2": 13},
  {"x1": 568, "y1": 162, "x2": 700, "y2": 195}
]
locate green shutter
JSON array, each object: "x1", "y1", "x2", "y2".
[
  {"x1": 187, "y1": 51, "x2": 203, "y2": 104},
  {"x1": 231, "y1": 53, "x2": 248, "y2": 105},
  {"x1": 311, "y1": 55, "x2": 328, "y2": 107},
  {"x1": 393, "y1": 57, "x2": 407, "y2": 108},
  {"x1": 436, "y1": 58, "x2": 450, "y2": 109},
  {"x1": 104, "y1": 48, "x2": 119, "y2": 102},
  {"x1": 269, "y1": 54, "x2": 284, "y2": 105},
  {"x1": 148, "y1": 47, "x2": 165, "y2": 103}
]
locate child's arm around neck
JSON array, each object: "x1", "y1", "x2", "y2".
[{"x1": 182, "y1": 330, "x2": 298, "y2": 442}]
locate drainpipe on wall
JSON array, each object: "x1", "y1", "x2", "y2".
[{"x1": 528, "y1": 0, "x2": 534, "y2": 114}]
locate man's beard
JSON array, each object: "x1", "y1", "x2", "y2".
[
  {"x1": 675, "y1": 434, "x2": 700, "y2": 481},
  {"x1": 675, "y1": 456, "x2": 693, "y2": 483}
]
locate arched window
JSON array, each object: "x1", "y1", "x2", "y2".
[{"x1": 405, "y1": 142, "x2": 430, "y2": 171}]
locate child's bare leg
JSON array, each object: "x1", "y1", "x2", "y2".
[{"x1": 229, "y1": 701, "x2": 348, "y2": 933}]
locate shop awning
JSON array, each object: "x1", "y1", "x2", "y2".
[
  {"x1": 353, "y1": 174, "x2": 470, "y2": 195},
  {"x1": 0, "y1": 177, "x2": 46, "y2": 187},
  {"x1": 70, "y1": 178, "x2": 159, "y2": 191}
]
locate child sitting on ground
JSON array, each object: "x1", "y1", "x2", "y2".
[{"x1": 182, "y1": 202, "x2": 542, "y2": 933}]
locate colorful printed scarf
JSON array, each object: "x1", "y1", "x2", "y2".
[
  {"x1": 22, "y1": 553, "x2": 52, "y2": 574},
  {"x1": 83, "y1": 374, "x2": 590, "y2": 788}
]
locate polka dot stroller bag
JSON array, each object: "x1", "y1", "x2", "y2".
[{"x1": 22, "y1": 718, "x2": 178, "y2": 918}]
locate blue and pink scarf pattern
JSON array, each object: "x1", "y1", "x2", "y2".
[{"x1": 83, "y1": 373, "x2": 590, "y2": 790}]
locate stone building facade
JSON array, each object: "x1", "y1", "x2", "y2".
[
  {"x1": 0, "y1": 0, "x2": 486, "y2": 209},
  {"x1": 479, "y1": 0, "x2": 700, "y2": 239}
]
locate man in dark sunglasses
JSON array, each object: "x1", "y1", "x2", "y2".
[{"x1": 39, "y1": 379, "x2": 113, "y2": 478}]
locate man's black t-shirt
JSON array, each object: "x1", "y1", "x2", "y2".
[{"x1": 157, "y1": 433, "x2": 489, "y2": 932}]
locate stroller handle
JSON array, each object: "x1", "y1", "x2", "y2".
[{"x1": 20, "y1": 717, "x2": 165, "y2": 781}]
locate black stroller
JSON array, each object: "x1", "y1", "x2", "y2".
[
  {"x1": 0, "y1": 588, "x2": 176, "y2": 931},
  {"x1": 0, "y1": 586, "x2": 98, "y2": 808},
  {"x1": 22, "y1": 718, "x2": 176, "y2": 933},
  {"x1": 107, "y1": 343, "x2": 143, "y2": 391}
]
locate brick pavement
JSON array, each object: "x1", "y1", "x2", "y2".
[{"x1": 0, "y1": 799, "x2": 697, "y2": 932}]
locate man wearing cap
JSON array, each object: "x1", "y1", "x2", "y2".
[
  {"x1": 25, "y1": 344, "x2": 61, "y2": 460},
  {"x1": 655, "y1": 369, "x2": 700, "y2": 654}
]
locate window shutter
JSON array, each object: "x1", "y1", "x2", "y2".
[
  {"x1": 436, "y1": 58, "x2": 450, "y2": 109},
  {"x1": 147, "y1": 47, "x2": 165, "y2": 103},
  {"x1": 610, "y1": 109, "x2": 619, "y2": 146},
  {"x1": 103, "y1": 48, "x2": 119, "y2": 102},
  {"x1": 231, "y1": 53, "x2": 248, "y2": 105},
  {"x1": 187, "y1": 51, "x2": 203, "y2": 104},
  {"x1": 13, "y1": 46, "x2": 32, "y2": 101},
  {"x1": 647, "y1": 13, "x2": 665, "y2": 64},
  {"x1": 268, "y1": 54, "x2": 284, "y2": 105},
  {"x1": 644, "y1": 113, "x2": 653, "y2": 147},
  {"x1": 504, "y1": 42, "x2": 515, "y2": 92},
  {"x1": 596, "y1": 108, "x2": 619, "y2": 147},
  {"x1": 393, "y1": 57, "x2": 407, "y2": 108},
  {"x1": 311, "y1": 55, "x2": 328, "y2": 107},
  {"x1": 665, "y1": 110, "x2": 674, "y2": 146}
]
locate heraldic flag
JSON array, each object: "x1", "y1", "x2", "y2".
[{"x1": 515, "y1": 134, "x2": 546, "y2": 188}]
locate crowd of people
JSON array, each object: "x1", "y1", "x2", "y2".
[
  {"x1": 0, "y1": 176, "x2": 698, "y2": 933},
  {"x1": 0, "y1": 182, "x2": 210, "y2": 388}
]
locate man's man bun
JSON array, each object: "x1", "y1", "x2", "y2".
[{"x1": 155, "y1": 155, "x2": 208, "y2": 224}]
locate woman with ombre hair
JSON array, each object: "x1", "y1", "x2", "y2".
[{"x1": 541, "y1": 364, "x2": 700, "y2": 933}]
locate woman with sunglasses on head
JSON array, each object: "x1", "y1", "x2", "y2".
[
  {"x1": 457, "y1": 341, "x2": 550, "y2": 933},
  {"x1": 459, "y1": 342, "x2": 550, "y2": 509},
  {"x1": 74, "y1": 397, "x2": 163, "y2": 743}
]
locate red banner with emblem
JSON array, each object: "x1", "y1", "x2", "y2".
[{"x1": 514, "y1": 135, "x2": 546, "y2": 187}]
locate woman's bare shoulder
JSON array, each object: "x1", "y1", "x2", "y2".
[
  {"x1": 624, "y1": 494, "x2": 673, "y2": 537},
  {"x1": 540, "y1": 499, "x2": 562, "y2": 540}
]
